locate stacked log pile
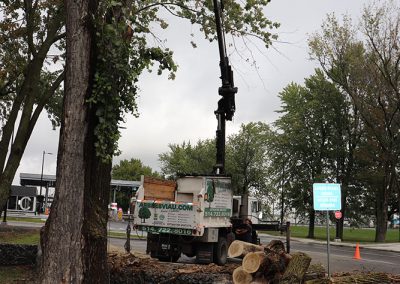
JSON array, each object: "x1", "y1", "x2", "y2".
[
  {"x1": 230, "y1": 240, "x2": 311, "y2": 284},
  {"x1": 229, "y1": 240, "x2": 400, "y2": 284}
]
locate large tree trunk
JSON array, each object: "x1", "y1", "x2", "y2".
[
  {"x1": 375, "y1": 165, "x2": 390, "y2": 242},
  {"x1": 307, "y1": 209, "x2": 315, "y2": 239},
  {"x1": 337, "y1": 189, "x2": 347, "y2": 240},
  {"x1": 39, "y1": 0, "x2": 110, "y2": 283}
]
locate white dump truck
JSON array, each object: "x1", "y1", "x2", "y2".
[{"x1": 133, "y1": 175, "x2": 263, "y2": 265}]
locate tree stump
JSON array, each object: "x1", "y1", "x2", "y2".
[
  {"x1": 279, "y1": 252, "x2": 311, "y2": 284},
  {"x1": 228, "y1": 240, "x2": 264, "y2": 258}
]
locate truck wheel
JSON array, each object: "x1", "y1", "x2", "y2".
[{"x1": 213, "y1": 237, "x2": 228, "y2": 265}]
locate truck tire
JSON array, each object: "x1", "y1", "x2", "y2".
[{"x1": 213, "y1": 237, "x2": 228, "y2": 265}]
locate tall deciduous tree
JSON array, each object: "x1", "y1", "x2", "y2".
[
  {"x1": 159, "y1": 139, "x2": 216, "y2": 176},
  {"x1": 40, "y1": 0, "x2": 279, "y2": 282},
  {"x1": 271, "y1": 71, "x2": 356, "y2": 238},
  {"x1": 112, "y1": 158, "x2": 161, "y2": 180},
  {"x1": 226, "y1": 122, "x2": 270, "y2": 216},
  {"x1": 0, "y1": 0, "x2": 65, "y2": 211},
  {"x1": 309, "y1": 1, "x2": 400, "y2": 241}
]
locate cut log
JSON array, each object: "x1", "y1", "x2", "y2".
[
  {"x1": 242, "y1": 251, "x2": 266, "y2": 273},
  {"x1": 265, "y1": 240, "x2": 285, "y2": 253},
  {"x1": 279, "y1": 252, "x2": 311, "y2": 284},
  {"x1": 330, "y1": 272, "x2": 391, "y2": 283},
  {"x1": 228, "y1": 240, "x2": 264, "y2": 258},
  {"x1": 233, "y1": 266, "x2": 253, "y2": 284}
]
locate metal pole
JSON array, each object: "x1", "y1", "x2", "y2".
[
  {"x1": 40, "y1": 151, "x2": 45, "y2": 196},
  {"x1": 280, "y1": 163, "x2": 285, "y2": 228},
  {"x1": 44, "y1": 183, "x2": 49, "y2": 211},
  {"x1": 2, "y1": 202, "x2": 7, "y2": 224},
  {"x1": 286, "y1": 221, "x2": 291, "y2": 254},
  {"x1": 124, "y1": 218, "x2": 132, "y2": 253},
  {"x1": 326, "y1": 210, "x2": 330, "y2": 278}
]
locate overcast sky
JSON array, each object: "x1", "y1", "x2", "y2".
[{"x1": 13, "y1": 0, "x2": 368, "y2": 183}]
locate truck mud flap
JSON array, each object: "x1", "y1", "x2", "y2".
[
  {"x1": 196, "y1": 243, "x2": 214, "y2": 264},
  {"x1": 148, "y1": 233, "x2": 181, "y2": 262}
]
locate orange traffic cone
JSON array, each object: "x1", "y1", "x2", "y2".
[{"x1": 353, "y1": 243, "x2": 361, "y2": 260}]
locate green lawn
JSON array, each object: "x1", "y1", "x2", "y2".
[
  {"x1": 0, "y1": 228, "x2": 142, "y2": 245},
  {"x1": 264, "y1": 225, "x2": 400, "y2": 243},
  {"x1": 0, "y1": 265, "x2": 35, "y2": 283},
  {"x1": 6, "y1": 216, "x2": 46, "y2": 223},
  {"x1": 0, "y1": 228, "x2": 41, "y2": 245}
]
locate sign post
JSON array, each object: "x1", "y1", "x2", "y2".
[{"x1": 313, "y1": 183, "x2": 341, "y2": 278}]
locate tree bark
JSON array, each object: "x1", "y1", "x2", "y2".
[
  {"x1": 280, "y1": 252, "x2": 311, "y2": 284},
  {"x1": 375, "y1": 169, "x2": 389, "y2": 242},
  {"x1": 39, "y1": 0, "x2": 110, "y2": 283},
  {"x1": 307, "y1": 208, "x2": 315, "y2": 239}
]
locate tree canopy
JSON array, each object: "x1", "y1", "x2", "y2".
[
  {"x1": 112, "y1": 158, "x2": 161, "y2": 180},
  {"x1": 0, "y1": 0, "x2": 65, "y2": 210},
  {"x1": 308, "y1": 0, "x2": 400, "y2": 241}
]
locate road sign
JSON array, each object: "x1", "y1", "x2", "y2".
[
  {"x1": 313, "y1": 183, "x2": 341, "y2": 211},
  {"x1": 334, "y1": 211, "x2": 342, "y2": 219}
]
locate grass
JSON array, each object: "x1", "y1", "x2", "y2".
[
  {"x1": 6, "y1": 216, "x2": 46, "y2": 223},
  {"x1": 0, "y1": 265, "x2": 35, "y2": 283},
  {"x1": 264, "y1": 225, "x2": 400, "y2": 243},
  {"x1": 0, "y1": 227, "x2": 141, "y2": 283},
  {"x1": 0, "y1": 227, "x2": 142, "y2": 244},
  {"x1": 0, "y1": 228, "x2": 41, "y2": 245}
]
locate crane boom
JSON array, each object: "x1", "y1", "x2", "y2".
[{"x1": 212, "y1": 0, "x2": 237, "y2": 175}]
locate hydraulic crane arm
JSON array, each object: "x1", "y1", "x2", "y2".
[{"x1": 212, "y1": 0, "x2": 237, "y2": 175}]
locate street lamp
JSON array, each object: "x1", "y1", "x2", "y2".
[{"x1": 39, "y1": 151, "x2": 53, "y2": 214}]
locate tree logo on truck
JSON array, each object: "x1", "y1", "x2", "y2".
[
  {"x1": 204, "y1": 179, "x2": 216, "y2": 203},
  {"x1": 138, "y1": 206, "x2": 151, "y2": 223}
]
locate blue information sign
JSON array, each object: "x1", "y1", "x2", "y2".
[{"x1": 313, "y1": 183, "x2": 341, "y2": 211}]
